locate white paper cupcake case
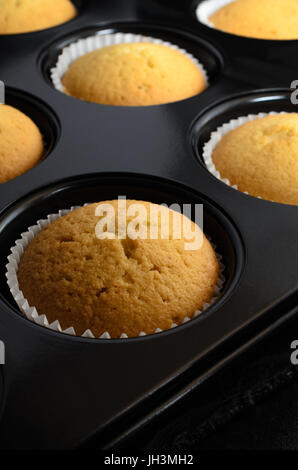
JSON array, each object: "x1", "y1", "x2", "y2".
[
  {"x1": 5, "y1": 205, "x2": 225, "y2": 340},
  {"x1": 202, "y1": 111, "x2": 287, "y2": 198},
  {"x1": 50, "y1": 32, "x2": 209, "y2": 94},
  {"x1": 196, "y1": 0, "x2": 238, "y2": 29}
]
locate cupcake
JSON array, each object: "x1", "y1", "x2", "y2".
[
  {"x1": 16, "y1": 200, "x2": 220, "y2": 338},
  {"x1": 211, "y1": 113, "x2": 298, "y2": 205},
  {"x1": 0, "y1": 104, "x2": 43, "y2": 183},
  {"x1": 0, "y1": 0, "x2": 77, "y2": 34},
  {"x1": 209, "y1": 0, "x2": 298, "y2": 40},
  {"x1": 61, "y1": 42, "x2": 206, "y2": 106}
]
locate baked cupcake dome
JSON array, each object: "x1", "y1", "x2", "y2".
[
  {"x1": 0, "y1": 104, "x2": 43, "y2": 183},
  {"x1": 61, "y1": 42, "x2": 206, "y2": 106},
  {"x1": 18, "y1": 200, "x2": 219, "y2": 338},
  {"x1": 212, "y1": 113, "x2": 298, "y2": 205},
  {"x1": 0, "y1": 0, "x2": 77, "y2": 34},
  {"x1": 209, "y1": 0, "x2": 298, "y2": 40}
]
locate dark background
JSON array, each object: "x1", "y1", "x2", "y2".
[{"x1": 136, "y1": 314, "x2": 298, "y2": 451}]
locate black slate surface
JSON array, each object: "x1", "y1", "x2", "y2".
[{"x1": 119, "y1": 312, "x2": 298, "y2": 451}]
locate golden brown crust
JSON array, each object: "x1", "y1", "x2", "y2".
[
  {"x1": 18, "y1": 200, "x2": 219, "y2": 338},
  {"x1": 62, "y1": 42, "x2": 206, "y2": 106},
  {"x1": 0, "y1": 104, "x2": 43, "y2": 183},
  {"x1": 210, "y1": 0, "x2": 298, "y2": 40},
  {"x1": 212, "y1": 114, "x2": 298, "y2": 205},
  {"x1": 0, "y1": 0, "x2": 76, "y2": 34}
]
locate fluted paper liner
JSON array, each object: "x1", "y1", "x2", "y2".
[
  {"x1": 201, "y1": 111, "x2": 286, "y2": 198},
  {"x1": 6, "y1": 205, "x2": 225, "y2": 339},
  {"x1": 50, "y1": 32, "x2": 209, "y2": 95},
  {"x1": 196, "y1": 0, "x2": 239, "y2": 29}
]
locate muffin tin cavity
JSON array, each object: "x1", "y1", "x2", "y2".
[
  {"x1": 194, "y1": 0, "x2": 298, "y2": 41},
  {"x1": 1, "y1": 173, "x2": 243, "y2": 340},
  {"x1": 41, "y1": 23, "x2": 223, "y2": 93},
  {"x1": 192, "y1": 89, "x2": 296, "y2": 181},
  {"x1": 5, "y1": 88, "x2": 60, "y2": 165}
]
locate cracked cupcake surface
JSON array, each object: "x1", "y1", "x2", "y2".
[
  {"x1": 17, "y1": 200, "x2": 219, "y2": 338},
  {"x1": 209, "y1": 0, "x2": 298, "y2": 40},
  {"x1": 61, "y1": 42, "x2": 206, "y2": 106},
  {"x1": 212, "y1": 114, "x2": 298, "y2": 205},
  {"x1": 0, "y1": 104, "x2": 43, "y2": 183},
  {"x1": 0, "y1": 0, "x2": 77, "y2": 34}
]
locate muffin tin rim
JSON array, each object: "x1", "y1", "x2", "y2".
[{"x1": 5, "y1": 85, "x2": 62, "y2": 138}]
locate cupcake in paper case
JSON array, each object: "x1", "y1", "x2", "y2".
[
  {"x1": 202, "y1": 112, "x2": 298, "y2": 205},
  {"x1": 51, "y1": 33, "x2": 208, "y2": 106},
  {"x1": 0, "y1": 0, "x2": 77, "y2": 34},
  {"x1": 0, "y1": 104, "x2": 43, "y2": 183},
  {"x1": 8, "y1": 200, "x2": 223, "y2": 339},
  {"x1": 197, "y1": 0, "x2": 298, "y2": 40}
]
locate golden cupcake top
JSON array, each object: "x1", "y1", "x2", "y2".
[
  {"x1": 209, "y1": 0, "x2": 298, "y2": 40},
  {"x1": 0, "y1": 0, "x2": 77, "y2": 34},
  {"x1": 0, "y1": 104, "x2": 43, "y2": 183},
  {"x1": 18, "y1": 200, "x2": 219, "y2": 338},
  {"x1": 62, "y1": 42, "x2": 206, "y2": 106},
  {"x1": 212, "y1": 113, "x2": 298, "y2": 205}
]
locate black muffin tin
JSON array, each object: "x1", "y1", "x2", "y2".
[{"x1": 0, "y1": 0, "x2": 298, "y2": 450}]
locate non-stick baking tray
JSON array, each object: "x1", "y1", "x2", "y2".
[{"x1": 0, "y1": 0, "x2": 298, "y2": 450}]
